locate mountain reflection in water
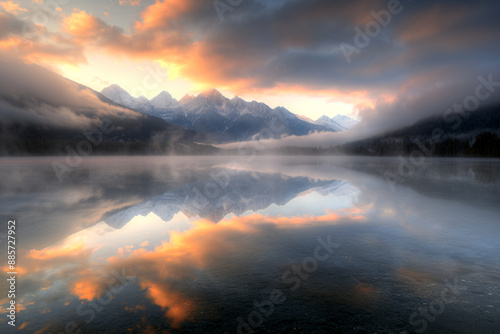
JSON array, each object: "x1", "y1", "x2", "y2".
[{"x1": 0, "y1": 156, "x2": 499, "y2": 333}]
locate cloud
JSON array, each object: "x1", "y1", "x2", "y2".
[
  {"x1": 103, "y1": 211, "x2": 361, "y2": 326},
  {"x1": 0, "y1": 11, "x2": 25, "y2": 37},
  {"x1": 0, "y1": 1, "x2": 28, "y2": 15},
  {"x1": 4, "y1": 207, "x2": 364, "y2": 329},
  {"x1": 56, "y1": 0, "x2": 500, "y2": 116},
  {"x1": 64, "y1": 9, "x2": 110, "y2": 38},
  {"x1": 0, "y1": 12, "x2": 86, "y2": 67},
  {"x1": 71, "y1": 269, "x2": 111, "y2": 300},
  {"x1": 28, "y1": 241, "x2": 88, "y2": 261}
]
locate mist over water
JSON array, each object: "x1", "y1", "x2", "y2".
[{"x1": 1, "y1": 156, "x2": 499, "y2": 333}]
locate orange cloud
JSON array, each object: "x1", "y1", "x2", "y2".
[
  {"x1": 0, "y1": 1, "x2": 28, "y2": 15},
  {"x1": 0, "y1": 13, "x2": 86, "y2": 68},
  {"x1": 0, "y1": 35, "x2": 22, "y2": 49},
  {"x1": 59, "y1": 2, "x2": 261, "y2": 92},
  {"x1": 19, "y1": 322, "x2": 29, "y2": 330},
  {"x1": 72, "y1": 281, "x2": 100, "y2": 300},
  {"x1": 28, "y1": 241, "x2": 87, "y2": 260},
  {"x1": 56, "y1": 1, "x2": 391, "y2": 101},
  {"x1": 34, "y1": 323, "x2": 52, "y2": 334},
  {"x1": 140, "y1": 281, "x2": 192, "y2": 329},
  {"x1": 62, "y1": 8, "x2": 190, "y2": 58},
  {"x1": 2, "y1": 206, "x2": 367, "y2": 329},
  {"x1": 134, "y1": 0, "x2": 197, "y2": 31},
  {"x1": 102, "y1": 210, "x2": 364, "y2": 327},
  {"x1": 2, "y1": 265, "x2": 26, "y2": 275},
  {"x1": 71, "y1": 271, "x2": 108, "y2": 300},
  {"x1": 64, "y1": 10, "x2": 109, "y2": 38}
]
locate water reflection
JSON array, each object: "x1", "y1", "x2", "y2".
[{"x1": 0, "y1": 156, "x2": 499, "y2": 333}]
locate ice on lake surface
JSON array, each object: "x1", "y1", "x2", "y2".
[{"x1": 1, "y1": 156, "x2": 499, "y2": 333}]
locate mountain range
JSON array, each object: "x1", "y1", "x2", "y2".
[
  {"x1": 101, "y1": 85, "x2": 359, "y2": 143},
  {"x1": 4, "y1": 60, "x2": 497, "y2": 158},
  {"x1": 104, "y1": 169, "x2": 357, "y2": 229},
  {"x1": 0, "y1": 60, "x2": 215, "y2": 156}
]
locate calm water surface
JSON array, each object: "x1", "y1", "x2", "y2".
[{"x1": 0, "y1": 156, "x2": 499, "y2": 333}]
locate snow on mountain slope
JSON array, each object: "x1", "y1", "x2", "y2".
[
  {"x1": 101, "y1": 84, "x2": 137, "y2": 107},
  {"x1": 150, "y1": 91, "x2": 179, "y2": 109},
  {"x1": 333, "y1": 114, "x2": 359, "y2": 129},
  {"x1": 316, "y1": 115, "x2": 347, "y2": 131},
  {"x1": 316, "y1": 114, "x2": 359, "y2": 131}
]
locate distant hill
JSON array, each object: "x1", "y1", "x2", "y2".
[{"x1": 335, "y1": 103, "x2": 500, "y2": 157}]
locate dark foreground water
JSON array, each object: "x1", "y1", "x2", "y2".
[{"x1": 0, "y1": 156, "x2": 499, "y2": 334}]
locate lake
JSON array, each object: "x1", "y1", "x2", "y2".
[{"x1": 1, "y1": 156, "x2": 499, "y2": 333}]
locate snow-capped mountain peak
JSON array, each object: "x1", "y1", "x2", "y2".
[
  {"x1": 101, "y1": 84, "x2": 135, "y2": 106},
  {"x1": 150, "y1": 90, "x2": 178, "y2": 109},
  {"x1": 316, "y1": 114, "x2": 359, "y2": 131},
  {"x1": 332, "y1": 114, "x2": 359, "y2": 129},
  {"x1": 316, "y1": 115, "x2": 331, "y2": 123},
  {"x1": 100, "y1": 85, "x2": 349, "y2": 143},
  {"x1": 230, "y1": 96, "x2": 247, "y2": 110},
  {"x1": 136, "y1": 96, "x2": 149, "y2": 102},
  {"x1": 273, "y1": 106, "x2": 298, "y2": 120},
  {"x1": 197, "y1": 89, "x2": 226, "y2": 105}
]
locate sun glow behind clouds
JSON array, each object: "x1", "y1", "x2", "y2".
[
  {"x1": 58, "y1": 53, "x2": 358, "y2": 118},
  {"x1": 1, "y1": 0, "x2": 499, "y2": 124},
  {"x1": 249, "y1": 94, "x2": 356, "y2": 120},
  {"x1": 58, "y1": 53, "x2": 195, "y2": 100}
]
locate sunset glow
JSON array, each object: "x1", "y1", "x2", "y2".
[{"x1": 4, "y1": 0, "x2": 498, "y2": 121}]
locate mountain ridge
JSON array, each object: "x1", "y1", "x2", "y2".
[{"x1": 101, "y1": 85, "x2": 359, "y2": 143}]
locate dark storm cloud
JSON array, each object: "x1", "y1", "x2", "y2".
[
  {"x1": 187, "y1": 0, "x2": 500, "y2": 91},
  {"x1": 198, "y1": 0, "x2": 500, "y2": 141},
  {"x1": 60, "y1": 0, "x2": 500, "y2": 96}
]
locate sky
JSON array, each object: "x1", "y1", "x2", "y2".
[{"x1": 1, "y1": 0, "x2": 499, "y2": 123}]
